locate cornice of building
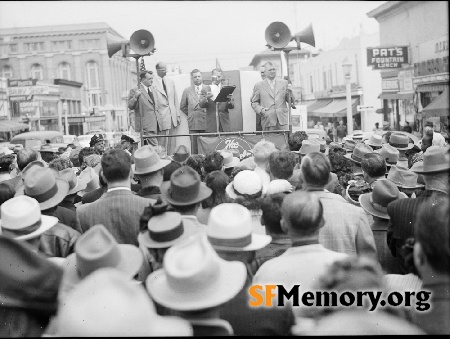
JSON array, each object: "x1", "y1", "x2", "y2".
[{"x1": 367, "y1": 1, "x2": 424, "y2": 20}]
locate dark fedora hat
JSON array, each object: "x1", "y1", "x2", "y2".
[
  {"x1": 161, "y1": 166, "x2": 212, "y2": 206},
  {"x1": 171, "y1": 145, "x2": 190, "y2": 163},
  {"x1": 0, "y1": 235, "x2": 63, "y2": 312},
  {"x1": 121, "y1": 134, "x2": 136, "y2": 144}
]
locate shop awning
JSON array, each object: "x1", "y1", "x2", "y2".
[
  {"x1": 0, "y1": 120, "x2": 29, "y2": 132},
  {"x1": 422, "y1": 88, "x2": 449, "y2": 118},
  {"x1": 306, "y1": 99, "x2": 333, "y2": 112},
  {"x1": 378, "y1": 92, "x2": 414, "y2": 100},
  {"x1": 309, "y1": 98, "x2": 360, "y2": 118}
]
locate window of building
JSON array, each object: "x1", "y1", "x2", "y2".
[
  {"x1": 9, "y1": 44, "x2": 18, "y2": 53},
  {"x1": 52, "y1": 40, "x2": 72, "y2": 52},
  {"x1": 30, "y1": 64, "x2": 43, "y2": 80},
  {"x1": 85, "y1": 61, "x2": 99, "y2": 88},
  {"x1": 309, "y1": 75, "x2": 314, "y2": 93},
  {"x1": 25, "y1": 42, "x2": 45, "y2": 52},
  {"x1": 1, "y1": 66, "x2": 13, "y2": 79},
  {"x1": 58, "y1": 62, "x2": 71, "y2": 80},
  {"x1": 323, "y1": 71, "x2": 327, "y2": 90},
  {"x1": 80, "y1": 39, "x2": 100, "y2": 50}
]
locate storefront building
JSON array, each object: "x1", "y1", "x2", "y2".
[{"x1": 367, "y1": 1, "x2": 449, "y2": 135}]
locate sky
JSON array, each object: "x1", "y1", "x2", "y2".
[{"x1": 0, "y1": 1, "x2": 386, "y2": 73}]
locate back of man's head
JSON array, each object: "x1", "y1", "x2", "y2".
[
  {"x1": 260, "y1": 193, "x2": 286, "y2": 235},
  {"x1": 300, "y1": 152, "x2": 331, "y2": 188},
  {"x1": 281, "y1": 190, "x2": 324, "y2": 237},
  {"x1": 17, "y1": 148, "x2": 39, "y2": 172},
  {"x1": 253, "y1": 140, "x2": 276, "y2": 165},
  {"x1": 414, "y1": 194, "x2": 450, "y2": 274},
  {"x1": 361, "y1": 153, "x2": 386, "y2": 178},
  {"x1": 203, "y1": 151, "x2": 223, "y2": 174},
  {"x1": 101, "y1": 149, "x2": 131, "y2": 183},
  {"x1": 269, "y1": 151, "x2": 296, "y2": 180},
  {"x1": 288, "y1": 131, "x2": 308, "y2": 152}
]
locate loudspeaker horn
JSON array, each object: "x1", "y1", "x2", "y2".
[
  {"x1": 293, "y1": 23, "x2": 315, "y2": 48},
  {"x1": 130, "y1": 29, "x2": 155, "y2": 55},
  {"x1": 265, "y1": 22, "x2": 292, "y2": 49},
  {"x1": 106, "y1": 33, "x2": 129, "y2": 58}
]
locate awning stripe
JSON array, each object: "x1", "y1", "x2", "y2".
[
  {"x1": 422, "y1": 88, "x2": 449, "y2": 118},
  {"x1": 309, "y1": 98, "x2": 360, "y2": 118}
]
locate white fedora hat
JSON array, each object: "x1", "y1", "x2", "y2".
[
  {"x1": 207, "y1": 203, "x2": 272, "y2": 252},
  {"x1": 0, "y1": 195, "x2": 58, "y2": 241},
  {"x1": 220, "y1": 149, "x2": 240, "y2": 168},
  {"x1": 146, "y1": 233, "x2": 246, "y2": 311},
  {"x1": 56, "y1": 268, "x2": 193, "y2": 337},
  {"x1": 132, "y1": 145, "x2": 171, "y2": 175}
]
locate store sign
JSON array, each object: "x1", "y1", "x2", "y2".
[
  {"x1": 382, "y1": 79, "x2": 399, "y2": 91},
  {"x1": 398, "y1": 70, "x2": 414, "y2": 92},
  {"x1": 367, "y1": 46, "x2": 409, "y2": 69},
  {"x1": 7, "y1": 79, "x2": 37, "y2": 87},
  {"x1": 19, "y1": 101, "x2": 40, "y2": 116},
  {"x1": 7, "y1": 85, "x2": 49, "y2": 96}
]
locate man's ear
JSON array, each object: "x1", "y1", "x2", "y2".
[
  {"x1": 260, "y1": 215, "x2": 265, "y2": 226},
  {"x1": 280, "y1": 218, "x2": 288, "y2": 233}
]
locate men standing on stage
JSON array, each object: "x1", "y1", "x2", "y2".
[
  {"x1": 153, "y1": 62, "x2": 181, "y2": 155},
  {"x1": 128, "y1": 71, "x2": 160, "y2": 146},
  {"x1": 250, "y1": 61, "x2": 294, "y2": 131},
  {"x1": 205, "y1": 68, "x2": 234, "y2": 133},
  {"x1": 180, "y1": 69, "x2": 209, "y2": 154}
]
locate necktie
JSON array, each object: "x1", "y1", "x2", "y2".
[
  {"x1": 162, "y1": 78, "x2": 167, "y2": 96},
  {"x1": 148, "y1": 88, "x2": 154, "y2": 103},
  {"x1": 196, "y1": 86, "x2": 201, "y2": 96}
]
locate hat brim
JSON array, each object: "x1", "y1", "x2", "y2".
[
  {"x1": 146, "y1": 260, "x2": 246, "y2": 311},
  {"x1": 386, "y1": 178, "x2": 424, "y2": 189},
  {"x1": 410, "y1": 161, "x2": 450, "y2": 174},
  {"x1": 225, "y1": 182, "x2": 238, "y2": 199},
  {"x1": 67, "y1": 178, "x2": 88, "y2": 195},
  {"x1": 345, "y1": 185, "x2": 361, "y2": 206},
  {"x1": 171, "y1": 154, "x2": 190, "y2": 163},
  {"x1": 210, "y1": 233, "x2": 272, "y2": 252},
  {"x1": 358, "y1": 192, "x2": 407, "y2": 219},
  {"x1": 364, "y1": 140, "x2": 382, "y2": 148},
  {"x1": 0, "y1": 215, "x2": 59, "y2": 241},
  {"x1": 344, "y1": 153, "x2": 361, "y2": 164},
  {"x1": 132, "y1": 159, "x2": 171, "y2": 175},
  {"x1": 15, "y1": 179, "x2": 70, "y2": 211},
  {"x1": 223, "y1": 157, "x2": 240, "y2": 169},
  {"x1": 138, "y1": 221, "x2": 199, "y2": 249},
  {"x1": 160, "y1": 181, "x2": 212, "y2": 206},
  {"x1": 389, "y1": 143, "x2": 414, "y2": 151},
  {"x1": 62, "y1": 244, "x2": 143, "y2": 288}
]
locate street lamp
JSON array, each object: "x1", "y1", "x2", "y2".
[
  {"x1": 62, "y1": 101, "x2": 69, "y2": 135},
  {"x1": 342, "y1": 58, "x2": 353, "y2": 135}
]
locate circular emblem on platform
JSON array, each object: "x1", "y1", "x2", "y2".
[{"x1": 215, "y1": 137, "x2": 253, "y2": 160}]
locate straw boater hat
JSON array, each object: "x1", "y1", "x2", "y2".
[
  {"x1": 170, "y1": 145, "x2": 190, "y2": 164},
  {"x1": 58, "y1": 168, "x2": 88, "y2": 195},
  {"x1": 226, "y1": 170, "x2": 266, "y2": 199},
  {"x1": 56, "y1": 268, "x2": 193, "y2": 337},
  {"x1": 299, "y1": 139, "x2": 320, "y2": 155},
  {"x1": 344, "y1": 143, "x2": 373, "y2": 164},
  {"x1": 365, "y1": 134, "x2": 383, "y2": 148},
  {"x1": 389, "y1": 133, "x2": 414, "y2": 150},
  {"x1": 375, "y1": 143, "x2": 399, "y2": 167},
  {"x1": 352, "y1": 130, "x2": 364, "y2": 141},
  {"x1": 0, "y1": 195, "x2": 58, "y2": 241},
  {"x1": 146, "y1": 233, "x2": 247, "y2": 311},
  {"x1": 16, "y1": 166, "x2": 69, "y2": 210},
  {"x1": 161, "y1": 166, "x2": 212, "y2": 206},
  {"x1": 343, "y1": 139, "x2": 357, "y2": 152},
  {"x1": 410, "y1": 146, "x2": 450, "y2": 174},
  {"x1": 386, "y1": 165, "x2": 424, "y2": 189},
  {"x1": 220, "y1": 149, "x2": 240, "y2": 168},
  {"x1": 132, "y1": 145, "x2": 171, "y2": 175},
  {"x1": 207, "y1": 203, "x2": 271, "y2": 252},
  {"x1": 138, "y1": 211, "x2": 198, "y2": 249},
  {"x1": 359, "y1": 179, "x2": 407, "y2": 219},
  {"x1": 62, "y1": 225, "x2": 143, "y2": 288},
  {"x1": 39, "y1": 144, "x2": 58, "y2": 153}
]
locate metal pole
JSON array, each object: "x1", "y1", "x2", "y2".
[
  {"x1": 135, "y1": 56, "x2": 144, "y2": 146},
  {"x1": 345, "y1": 75, "x2": 353, "y2": 135},
  {"x1": 216, "y1": 102, "x2": 220, "y2": 133},
  {"x1": 284, "y1": 49, "x2": 292, "y2": 135}
]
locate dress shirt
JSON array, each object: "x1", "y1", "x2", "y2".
[{"x1": 107, "y1": 187, "x2": 131, "y2": 193}]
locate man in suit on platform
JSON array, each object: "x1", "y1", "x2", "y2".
[
  {"x1": 180, "y1": 69, "x2": 209, "y2": 154},
  {"x1": 251, "y1": 61, "x2": 294, "y2": 131},
  {"x1": 77, "y1": 149, "x2": 156, "y2": 246},
  {"x1": 128, "y1": 71, "x2": 161, "y2": 147},
  {"x1": 153, "y1": 62, "x2": 181, "y2": 155},
  {"x1": 204, "y1": 68, "x2": 234, "y2": 133}
]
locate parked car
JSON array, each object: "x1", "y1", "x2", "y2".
[
  {"x1": 63, "y1": 134, "x2": 78, "y2": 144},
  {"x1": 305, "y1": 128, "x2": 327, "y2": 140},
  {"x1": 10, "y1": 131, "x2": 67, "y2": 151}
]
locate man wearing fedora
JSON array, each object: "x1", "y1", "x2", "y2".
[
  {"x1": 297, "y1": 152, "x2": 377, "y2": 260},
  {"x1": 389, "y1": 133, "x2": 414, "y2": 168},
  {"x1": 386, "y1": 165, "x2": 424, "y2": 198},
  {"x1": 133, "y1": 145, "x2": 171, "y2": 201},
  {"x1": 1, "y1": 148, "x2": 39, "y2": 192},
  {"x1": 77, "y1": 149, "x2": 157, "y2": 246},
  {"x1": 170, "y1": 144, "x2": 190, "y2": 165},
  {"x1": 387, "y1": 146, "x2": 450, "y2": 274},
  {"x1": 39, "y1": 144, "x2": 59, "y2": 165},
  {"x1": 205, "y1": 203, "x2": 295, "y2": 336},
  {"x1": 14, "y1": 167, "x2": 81, "y2": 258},
  {"x1": 0, "y1": 235, "x2": 63, "y2": 337},
  {"x1": 161, "y1": 166, "x2": 212, "y2": 232},
  {"x1": 90, "y1": 134, "x2": 106, "y2": 156},
  {"x1": 253, "y1": 190, "x2": 348, "y2": 316},
  {"x1": 220, "y1": 149, "x2": 240, "y2": 178}
]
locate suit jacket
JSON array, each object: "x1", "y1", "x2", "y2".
[
  {"x1": 39, "y1": 222, "x2": 81, "y2": 258},
  {"x1": 204, "y1": 84, "x2": 235, "y2": 133},
  {"x1": 53, "y1": 206, "x2": 82, "y2": 234},
  {"x1": 77, "y1": 190, "x2": 156, "y2": 246},
  {"x1": 180, "y1": 84, "x2": 208, "y2": 131},
  {"x1": 128, "y1": 84, "x2": 160, "y2": 134},
  {"x1": 250, "y1": 78, "x2": 291, "y2": 129},
  {"x1": 153, "y1": 75, "x2": 179, "y2": 130}
]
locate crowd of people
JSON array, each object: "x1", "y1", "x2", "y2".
[{"x1": 0, "y1": 123, "x2": 448, "y2": 336}]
